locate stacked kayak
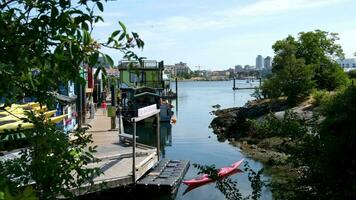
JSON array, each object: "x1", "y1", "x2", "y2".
[
  {"x1": 0, "y1": 102, "x2": 66, "y2": 133},
  {"x1": 183, "y1": 159, "x2": 244, "y2": 187}
]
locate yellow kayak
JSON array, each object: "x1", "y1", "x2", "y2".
[
  {"x1": 0, "y1": 110, "x2": 57, "y2": 122},
  {"x1": 0, "y1": 114, "x2": 67, "y2": 133},
  {"x1": 0, "y1": 105, "x2": 47, "y2": 115},
  {"x1": 0, "y1": 121, "x2": 35, "y2": 133}
]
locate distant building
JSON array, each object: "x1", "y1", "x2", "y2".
[
  {"x1": 234, "y1": 65, "x2": 243, "y2": 73},
  {"x1": 164, "y1": 62, "x2": 191, "y2": 77},
  {"x1": 244, "y1": 65, "x2": 255, "y2": 71},
  {"x1": 264, "y1": 56, "x2": 272, "y2": 70},
  {"x1": 256, "y1": 55, "x2": 264, "y2": 70},
  {"x1": 337, "y1": 58, "x2": 356, "y2": 71}
]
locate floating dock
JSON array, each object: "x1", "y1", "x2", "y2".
[{"x1": 136, "y1": 159, "x2": 190, "y2": 194}]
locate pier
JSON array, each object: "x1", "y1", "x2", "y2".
[
  {"x1": 232, "y1": 78, "x2": 262, "y2": 90},
  {"x1": 70, "y1": 108, "x2": 159, "y2": 196},
  {"x1": 137, "y1": 159, "x2": 190, "y2": 194}
]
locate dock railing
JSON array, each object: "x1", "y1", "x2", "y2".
[{"x1": 130, "y1": 105, "x2": 160, "y2": 182}]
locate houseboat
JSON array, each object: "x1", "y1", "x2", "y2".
[{"x1": 118, "y1": 60, "x2": 174, "y2": 122}]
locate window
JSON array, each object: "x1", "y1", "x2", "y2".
[{"x1": 130, "y1": 72, "x2": 143, "y2": 83}]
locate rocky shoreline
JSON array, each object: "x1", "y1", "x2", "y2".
[
  {"x1": 210, "y1": 99, "x2": 288, "y2": 138},
  {"x1": 210, "y1": 99, "x2": 315, "y2": 184}
]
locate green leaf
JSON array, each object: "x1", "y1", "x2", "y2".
[
  {"x1": 81, "y1": 22, "x2": 89, "y2": 30},
  {"x1": 83, "y1": 29, "x2": 90, "y2": 45},
  {"x1": 89, "y1": 52, "x2": 99, "y2": 67},
  {"x1": 96, "y1": 2, "x2": 103, "y2": 12},
  {"x1": 111, "y1": 30, "x2": 120, "y2": 38},
  {"x1": 119, "y1": 21, "x2": 126, "y2": 33},
  {"x1": 118, "y1": 33, "x2": 126, "y2": 41},
  {"x1": 105, "y1": 54, "x2": 114, "y2": 67}
]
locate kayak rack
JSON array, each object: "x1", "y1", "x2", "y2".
[{"x1": 136, "y1": 159, "x2": 190, "y2": 194}]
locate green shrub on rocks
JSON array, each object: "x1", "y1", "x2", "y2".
[{"x1": 251, "y1": 110, "x2": 308, "y2": 139}]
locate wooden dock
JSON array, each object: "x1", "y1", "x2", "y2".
[
  {"x1": 136, "y1": 159, "x2": 190, "y2": 194},
  {"x1": 71, "y1": 109, "x2": 159, "y2": 196}
]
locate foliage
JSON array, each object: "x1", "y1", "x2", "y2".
[
  {"x1": 347, "y1": 69, "x2": 356, "y2": 79},
  {"x1": 297, "y1": 30, "x2": 347, "y2": 90},
  {"x1": 1, "y1": 113, "x2": 100, "y2": 199},
  {"x1": 250, "y1": 87, "x2": 263, "y2": 100},
  {"x1": 262, "y1": 30, "x2": 348, "y2": 104},
  {"x1": 276, "y1": 86, "x2": 356, "y2": 199},
  {"x1": 264, "y1": 35, "x2": 314, "y2": 104},
  {"x1": 260, "y1": 76, "x2": 281, "y2": 99},
  {"x1": 0, "y1": 0, "x2": 144, "y2": 105},
  {"x1": 0, "y1": 0, "x2": 144, "y2": 198},
  {"x1": 311, "y1": 90, "x2": 329, "y2": 106},
  {"x1": 252, "y1": 110, "x2": 308, "y2": 140}
]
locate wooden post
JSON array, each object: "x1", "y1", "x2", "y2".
[
  {"x1": 175, "y1": 77, "x2": 178, "y2": 97},
  {"x1": 132, "y1": 121, "x2": 136, "y2": 182},
  {"x1": 259, "y1": 78, "x2": 262, "y2": 87},
  {"x1": 233, "y1": 78, "x2": 236, "y2": 90},
  {"x1": 110, "y1": 85, "x2": 116, "y2": 130},
  {"x1": 156, "y1": 113, "x2": 160, "y2": 161}
]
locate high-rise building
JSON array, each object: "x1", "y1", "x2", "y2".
[
  {"x1": 256, "y1": 55, "x2": 264, "y2": 70},
  {"x1": 264, "y1": 56, "x2": 272, "y2": 69}
]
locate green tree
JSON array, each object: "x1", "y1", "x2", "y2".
[
  {"x1": 262, "y1": 30, "x2": 347, "y2": 103},
  {"x1": 264, "y1": 35, "x2": 314, "y2": 104},
  {"x1": 297, "y1": 30, "x2": 348, "y2": 90},
  {"x1": 0, "y1": 0, "x2": 143, "y2": 198}
]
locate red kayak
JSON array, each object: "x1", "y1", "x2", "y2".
[{"x1": 183, "y1": 159, "x2": 244, "y2": 187}]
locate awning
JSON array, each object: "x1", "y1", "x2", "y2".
[{"x1": 55, "y1": 94, "x2": 77, "y2": 103}]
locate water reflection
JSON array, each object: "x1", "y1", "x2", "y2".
[{"x1": 124, "y1": 121, "x2": 172, "y2": 158}]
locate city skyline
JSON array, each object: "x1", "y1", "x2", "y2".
[{"x1": 92, "y1": 0, "x2": 356, "y2": 70}]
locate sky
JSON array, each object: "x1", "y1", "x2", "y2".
[{"x1": 92, "y1": 0, "x2": 356, "y2": 70}]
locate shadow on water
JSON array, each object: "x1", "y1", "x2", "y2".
[{"x1": 124, "y1": 121, "x2": 172, "y2": 158}]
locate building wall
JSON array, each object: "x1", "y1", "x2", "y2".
[
  {"x1": 264, "y1": 56, "x2": 272, "y2": 69},
  {"x1": 256, "y1": 55, "x2": 264, "y2": 70},
  {"x1": 337, "y1": 58, "x2": 356, "y2": 69}
]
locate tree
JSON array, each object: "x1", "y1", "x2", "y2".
[
  {"x1": 263, "y1": 35, "x2": 314, "y2": 104},
  {"x1": 297, "y1": 30, "x2": 348, "y2": 90},
  {"x1": 0, "y1": 0, "x2": 144, "y2": 198},
  {"x1": 262, "y1": 30, "x2": 348, "y2": 103}
]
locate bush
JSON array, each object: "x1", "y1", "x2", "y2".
[
  {"x1": 252, "y1": 110, "x2": 308, "y2": 139},
  {"x1": 311, "y1": 90, "x2": 329, "y2": 106}
]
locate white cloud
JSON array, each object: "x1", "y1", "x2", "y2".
[
  {"x1": 133, "y1": 0, "x2": 348, "y2": 34},
  {"x1": 222, "y1": 0, "x2": 348, "y2": 17},
  {"x1": 339, "y1": 29, "x2": 356, "y2": 58}
]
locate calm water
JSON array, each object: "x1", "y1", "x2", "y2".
[{"x1": 134, "y1": 80, "x2": 272, "y2": 200}]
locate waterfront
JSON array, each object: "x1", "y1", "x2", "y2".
[{"x1": 133, "y1": 80, "x2": 272, "y2": 199}]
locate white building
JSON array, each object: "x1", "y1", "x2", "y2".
[
  {"x1": 164, "y1": 62, "x2": 191, "y2": 76},
  {"x1": 256, "y1": 55, "x2": 264, "y2": 70},
  {"x1": 337, "y1": 58, "x2": 356, "y2": 71}
]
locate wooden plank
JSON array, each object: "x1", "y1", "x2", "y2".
[{"x1": 136, "y1": 159, "x2": 190, "y2": 194}]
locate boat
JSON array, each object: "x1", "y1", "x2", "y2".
[
  {"x1": 120, "y1": 87, "x2": 174, "y2": 122},
  {"x1": 182, "y1": 159, "x2": 244, "y2": 187}
]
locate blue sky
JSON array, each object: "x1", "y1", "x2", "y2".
[{"x1": 92, "y1": 0, "x2": 356, "y2": 70}]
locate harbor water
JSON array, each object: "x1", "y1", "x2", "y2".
[{"x1": 133, "y1": 80, "x2": 272, "y2": 200}]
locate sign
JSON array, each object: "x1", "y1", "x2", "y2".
[{"x1": 138, "y1": 104, "x2": 157, "y2": 117}]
